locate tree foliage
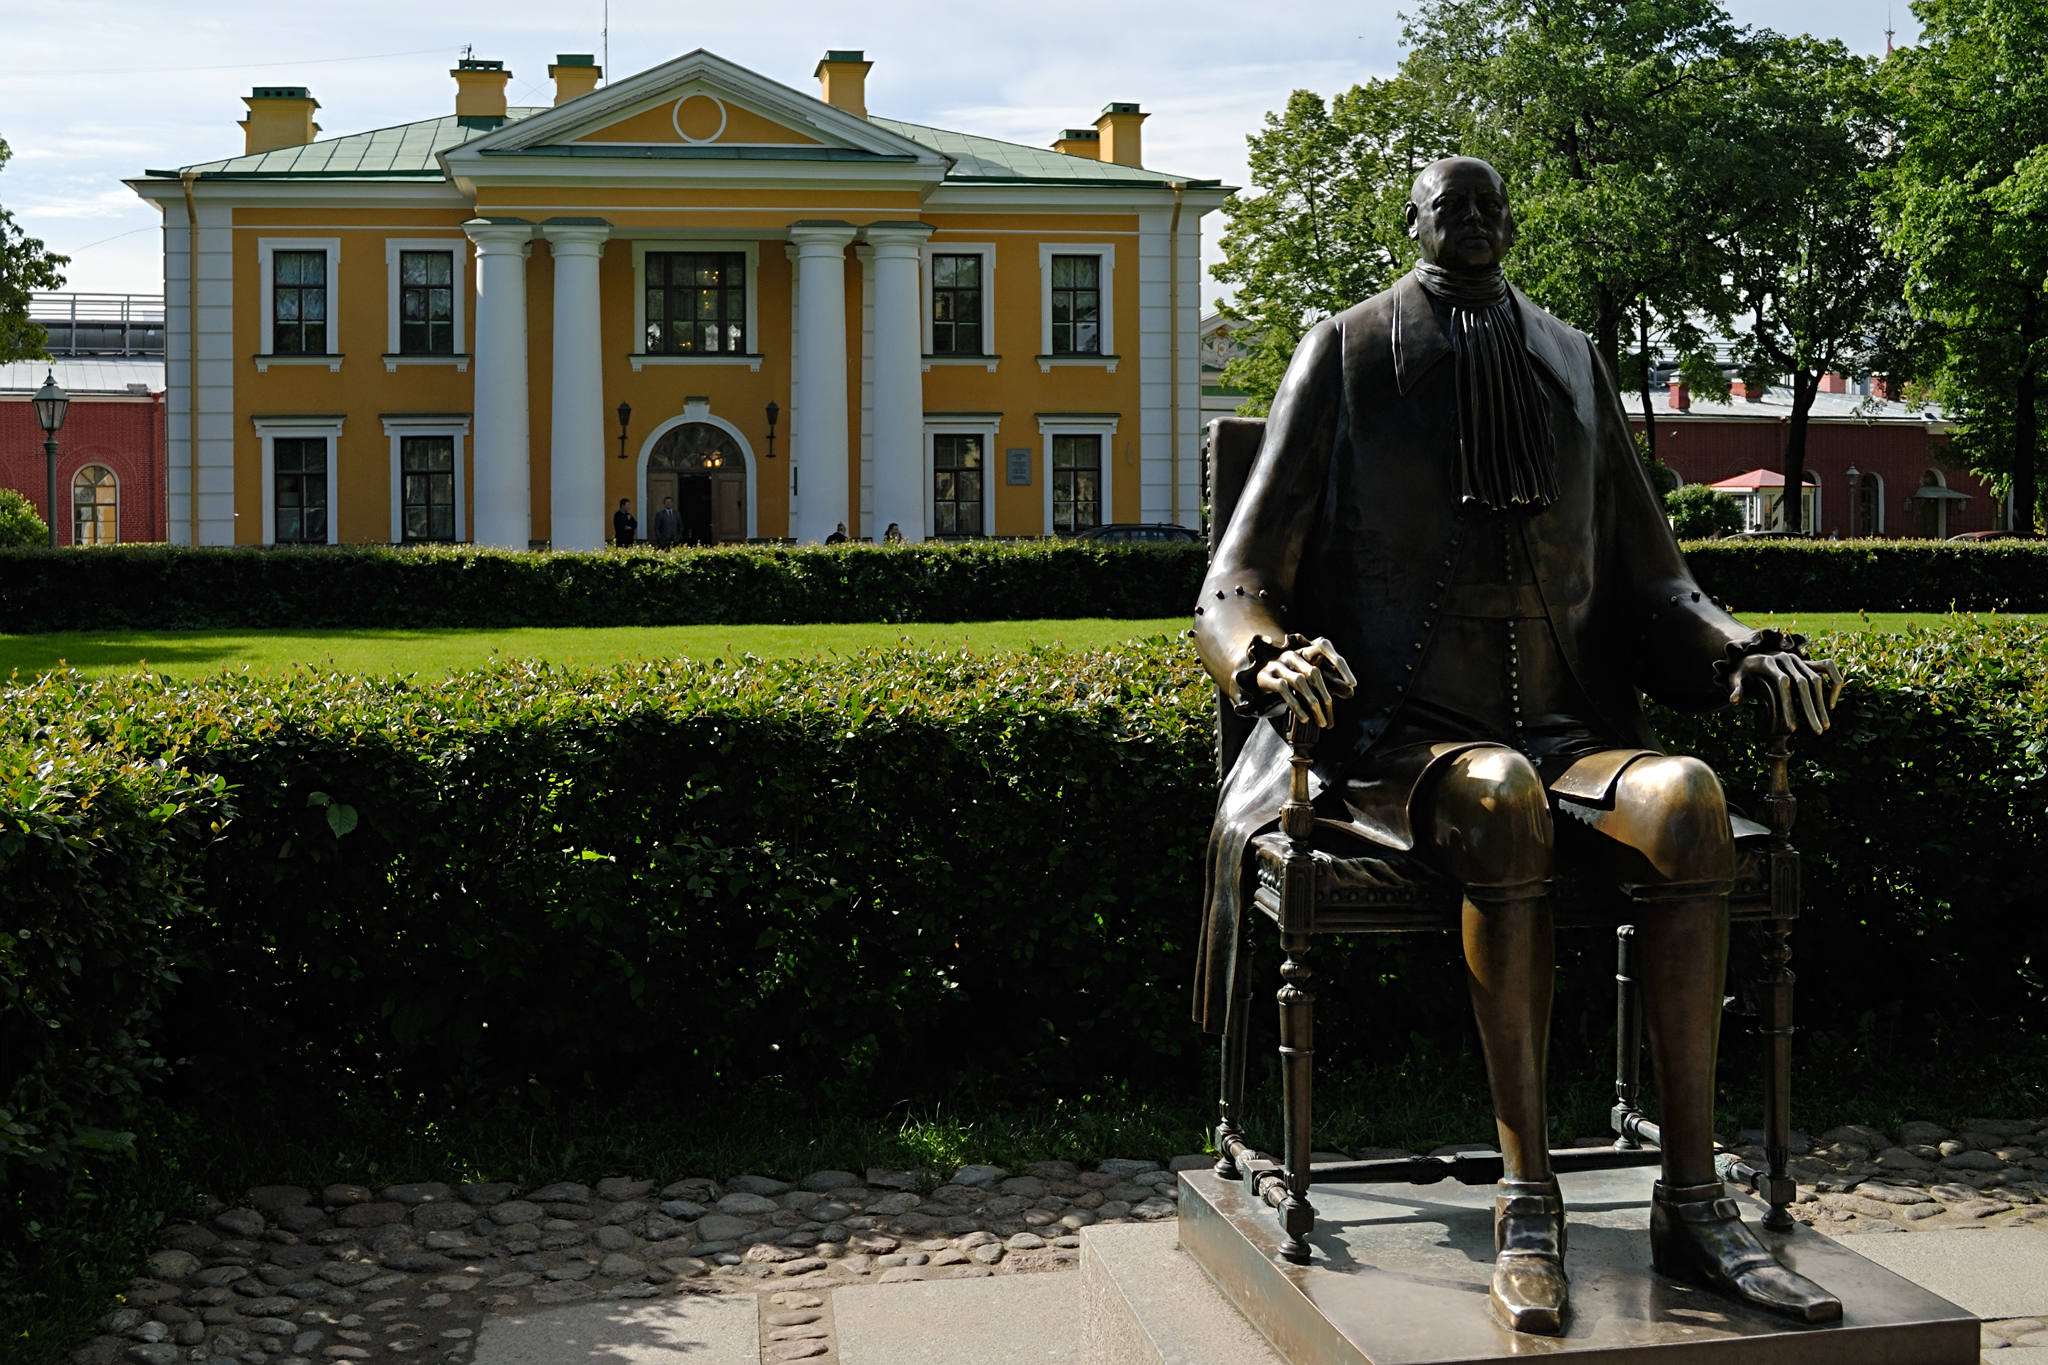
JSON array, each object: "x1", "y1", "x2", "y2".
[
  {"x1": 0, "y1": 139, "x2": 66, "y2": 364},
  {"x1": 0, "y1": 490, "x2": 46, "y2": 549},
  {"x1": 1665, "y1": 482, "x2": 1744, "y2": 537},
  {"x1": 1881, "y1": 0, "x2": 2048, "y2": 530}
]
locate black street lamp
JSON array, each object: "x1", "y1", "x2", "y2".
[
  {"x1": 765, "y1": 400, "x2": 779, "y2": 459},
  {"x1": 31, "y1": 370, "x2": 69, "y2": 549},
  {"x1": 615, "y1": 400, "x2": 632, "y2": 460}
]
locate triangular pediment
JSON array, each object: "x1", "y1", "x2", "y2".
[{"x1": 446, "y1": 50, "x2": 947, "y2": 169}]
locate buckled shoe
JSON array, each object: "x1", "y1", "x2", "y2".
[
  {"x1": 1490, "y1": 1177, "x2": 1568, "y2": 1335},
  {"x1": 1650, "y1": 1180, "x2": 1842, "y2": 1323}
]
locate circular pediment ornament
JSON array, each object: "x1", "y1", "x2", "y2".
[{"x1": 672, "y1": 93, "x2": 728, "y2": 145}]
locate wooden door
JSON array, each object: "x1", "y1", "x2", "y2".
[{"x1": 713, "y1": 472, "x2": 746, "y2": 542}]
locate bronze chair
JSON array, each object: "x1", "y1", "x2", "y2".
[{"x1": 1201, "y1": 416, "x2": 1804, "y2": 1262}]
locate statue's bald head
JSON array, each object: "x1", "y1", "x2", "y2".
[{"x1": 1406, "y1": 157, "x2": 1515, "y2": 272}]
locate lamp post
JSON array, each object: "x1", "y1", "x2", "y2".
[
  {"x1": 615, "y1": 401, "x2": 632, "y2": 460},
  {"x1": 31, "y1": 370, "x2": 69, "y2": 549},
  {"x1": 764, "y1": 400, "x2": 779, "y2": 459}
]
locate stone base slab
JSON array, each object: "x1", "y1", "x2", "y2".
[{"x1": 1165, "y1": 1164, "x2": 1980, "y2": 1364}]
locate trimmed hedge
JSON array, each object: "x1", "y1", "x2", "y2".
[
  {"x1": 0, "y1": 538, "x2": 2043, "y2": 632},
  {"x1": 2, "y1": 621, "x2": 2044, "y2": 1173}
]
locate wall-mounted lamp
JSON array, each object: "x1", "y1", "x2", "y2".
[
  {"x1": 765, "y1": 400, "x2": 780, "y2": 459},
  {"x1": 615, "y1": 401, "x2": 632, "y2": 460}
]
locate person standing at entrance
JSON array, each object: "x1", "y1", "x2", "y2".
[
  {"x1": 652, "y1": 496, "x2": 681, "y2": 549},
  {"x1": 824, "y1": 522, "x2": 849, "y2": 544},
  {"x1": 613, "y1": 497, "x2": 638, "y2": 548}
]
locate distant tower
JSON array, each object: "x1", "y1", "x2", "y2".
[{"x1": 1885, "y1": 7, "x2": 1895, "y2": 53}]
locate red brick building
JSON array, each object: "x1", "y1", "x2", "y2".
[
  {"x1": 1631, "y1": 378, "x2": 2004, "y2": 539},
  {"x1": 1, "y1": 293, "x2": 168, "y2": 545}
]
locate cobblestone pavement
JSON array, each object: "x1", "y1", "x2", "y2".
[{"x1": 71, "y1": 1117, "x2": 2048, "y2": 1365}]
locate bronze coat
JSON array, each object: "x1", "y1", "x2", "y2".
[{"x1": 1191, "y1": 272, "x2": 1752, "y2": 1033}]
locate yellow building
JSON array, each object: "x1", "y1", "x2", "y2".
[{"x1": 129, "y1": 49, "x2": 1230, "y2": 549}]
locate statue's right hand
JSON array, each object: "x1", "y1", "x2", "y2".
[{"x1": 1255, "y1": 636, "x2": 1357, "y2": 728}]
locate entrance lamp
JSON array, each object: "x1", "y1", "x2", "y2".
[
  {"x1": 765, "y1": 400, "x2": 779, "y2": 459},
  {"x1": 32, "y1": 370, "x2": 69, "y2": 549},
  {"x1": 615, "y1": 400, "x2": 632, "y2": 459}
]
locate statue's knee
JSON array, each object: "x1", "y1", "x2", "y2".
[
  {"x1": 1431, "y1": 748, "x2": 1553, "y2": 889},
  {"x1": 1616, "y1": 755, "x2": 1733, "y2": 885}
]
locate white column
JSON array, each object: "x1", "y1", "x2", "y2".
[
  {"x1": 541, "y1": 221, "x2": 610, "y2": 551},
  {"x1": 788, "y1": 221, "x2": 858, "y2": 543},
  {"x1": 863, "y1": 222, "x2": 934, "y2": 543},
  {"x1": 465, "y1": 219, "x2": 534, "y2": 548}
]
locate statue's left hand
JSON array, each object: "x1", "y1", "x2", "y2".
[{"x1": 1729, "y1": 653, "x2": 1844, "y2": 734}]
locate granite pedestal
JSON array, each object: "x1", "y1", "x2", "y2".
[{"x1": 1174, "y1": 1165, "x2": 1978, "y2": 1363}]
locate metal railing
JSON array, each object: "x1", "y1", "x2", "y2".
[{"x1": 28, "y1": 293, "x2": 167, "y2": 357}]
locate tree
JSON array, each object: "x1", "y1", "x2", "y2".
[
  {"x1": 1721, "y1": 39, "x2": 1913, "y2": 533},
  {"x1": 0, "y1": 138, "x2": 68, "y2": 363},
  {"x1": 0, "y1": 488, "x2": 48, "y2": 547},
  {"x1": 1664, "y1": 483, "x2": 1744, "y2": 537},
  {"x1": 1883, "y1": 0, "x2": 2048, "y2": 532},
  {"x1": 1211, "y1": 79, "x2": 1455, "y2": 411},
  {"x1": 1404, "y1": 0, "x2": 1758, "y2": 407}
]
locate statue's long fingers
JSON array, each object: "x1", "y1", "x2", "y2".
[
  {"x1": 1306, "y1": 662, "x2": 1335, "y2": 727},
  {"x1": 1818, "y1": 659, "x2": 1846, "y2": 708},
  {"x1": 1770, "y1": 662, "x2": 1798, "y2": 732},
  {"x1": 1278, "y1": 659, "x2": 1320, "y2": 726},
  {"x1": 1789, "y1": 659, "x2": 1828, "y2": 733}
]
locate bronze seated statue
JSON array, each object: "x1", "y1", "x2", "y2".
[{"x1": 1190, "y1": 156, "x2": 1845, "y2": 1336}]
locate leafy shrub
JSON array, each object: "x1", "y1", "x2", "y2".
[
  {"x1": 1666, "y1": 483, "x2": 1744, "y2": 538},
  {"x1": 0, "y1": 620, "x2": 2042, "y2": 1150},
  {"x1": 1, "y1": 538, "x2": 2043, "y2": 631},
  {"x1": 0, "y1": 489, "x2": 46, "y2": 548}
]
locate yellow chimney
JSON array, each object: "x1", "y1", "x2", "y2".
[
  {"x1": 1052, "y1": 128, "x2": 1101, "y2": 159},
  {"x1": 453, "y1": 58, "x2": 511, "y2": 129},
  {"x1": 550, "y1": 54, "x2": 601, "y2": 105},
  {"x1": 1095, "y1": 102, "x2": 1148, "y2": 168},
  {"x1": 240, "y1": 87, "x2": 321, "y2": 155},
  {"x1": 815, "y1": 49, "x2": 872, "y2": 119}
]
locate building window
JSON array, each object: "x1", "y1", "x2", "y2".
[
  {"x1": 931, "y1": 254, "x2": 983, "y2": 355},
  {"x1": 1052, "y1": 434, "x2": 1102, "y2": 533},
  {"x1": 1050, "y1": 255, "x2": 1101, "y2": 355},
  {"x1": 398, "y1": 251, "x2": 455, "y2": 355},
  {"x1": 933, "y1": 434, "x2": 985, "y2": 538},
  {"x1": 1857, "y1": 472, "x2": 1884, "y2": 535},
  {"x1": 400, "y1": 436, "x2": 456, "y2": 542},
  {"x1": 274, "y1": 437, "x2": 329, "y2": 544},
  {"x1": 645, "y1": 252, "x2": 747, "y2": 354},
  {"x1": 72, "y1": 465, "x2": 117, "y2": 546},
  {"x1": 272, "y1": 250, "x2": 328, "y2": 355}
]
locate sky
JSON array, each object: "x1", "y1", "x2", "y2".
[{"x1": 1, "y1": 0, "x2": 1916, "y2": 304}]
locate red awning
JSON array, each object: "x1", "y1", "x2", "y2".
[{"x1": 1707, "y1": 468, "x2": 1786, "y2": 491}]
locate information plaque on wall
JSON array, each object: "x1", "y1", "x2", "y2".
[{"x1": 1006, "y1": 448, "x2": 1032, "y2": 485}]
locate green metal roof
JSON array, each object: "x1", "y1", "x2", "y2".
[
  {"x1": 872, "y1": 116, "x2": 1213, "y2": 186},
  {"x1": 144, "y1": 108, "x2": 545, "y2": 179},
  {"x1": 146, "y1": 105, "x2": 1223, "y2": 189}
]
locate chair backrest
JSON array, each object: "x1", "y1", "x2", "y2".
[{"x1": 1206, "y1": 417, "x2": 1268, "y2": 781}]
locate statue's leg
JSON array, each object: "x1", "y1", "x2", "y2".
[
  {"x1": 1431, "y1": 748, "x2": 1567, "y2": 1336},
  {"x1": 1215, "y1": 933, "x2": 1254, "y2": 1180},
  {"x1": 1612, "y1": 757, "x2": 1841, "y2": 1324}
]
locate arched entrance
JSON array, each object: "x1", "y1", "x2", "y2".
[{"x1": 646, "y1": 421, "x2": 748, "y2": 545}]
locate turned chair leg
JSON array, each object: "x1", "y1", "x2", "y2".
[
  {"x1": 1759, "y1": 919, "x2": 1798, "y2": 1231},
  {"x1": 1277, "y1": 930, "x2": 1316, "y2": 1263},
  {"x1": 1612, "y1": 923, "x2": 1645, "y2": 1147},
  {"x1": 1215, "y1": 939, "x2": 1255, "y2": 1180}
]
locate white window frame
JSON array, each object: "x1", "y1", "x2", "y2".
[
  {"x1": 922, "y1": 414, "x2": 1000, "y2": 540},
  {"x1": 382, "y1": 414, "x2": 472, "y2": 544},
  {"x1": 252, "y1": 415, "x2": 344, "y2": 546},
  {"x1": 921, "y1": 241, "x2": 998, "y2": 372},
  {"x1": 70, "y1": 463, "x2": 119, "y2": 547},
  {"x1": 383, "y1": 238, "x2": 471, "y2": 371},
  {"x1": 255, "y1": 237, "x2": 343, "y2": 372},
  {"x1": 1037, "y1": 243, "x2": 1116, "y2": 372},
  {"x1": 630, "y1": 240, "x2": 763, "y2": 371},
  {"x1": 1858, "y1": 470, "x2": 1885, "y2": 535},
  {"x1": 1037, "y1": 413, "x2": 1120, "y2": 535}
]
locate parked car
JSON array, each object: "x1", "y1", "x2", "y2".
[{"x1": 1073, "y1": 523, "x2": 1200, "y2": 543}]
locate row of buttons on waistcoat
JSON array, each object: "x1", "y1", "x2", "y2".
[{"x1": 1503, "y1": 520, "x2": 1535, "y2": 766}]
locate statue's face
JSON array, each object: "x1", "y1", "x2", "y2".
[{"x1": 1406, "y1": 160, "x2": 1514, "y2": 272}]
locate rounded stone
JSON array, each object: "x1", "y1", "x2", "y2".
[
  {"x1": 488, "y1": 1201, "x2": 546, "y2": 1226},
  {"x1": 800, "y1": 1171, "x2": 860, "y2": 1193},
  {"x1": 715, "y1": 1193, "x2": 779, "y2": 1217}
]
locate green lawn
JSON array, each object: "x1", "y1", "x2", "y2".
[
  {"x1": 0, "y1": 611, "x2": 2030, "y2": 683},
  {"x1": 0, "y1": 618, "x2": 1190, "y2": 682}
]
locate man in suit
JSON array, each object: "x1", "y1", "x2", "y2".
[
  {"x1": 651, "y1": 496, "x2": 681, "y2": 549},
  {"x1": 612, "y1": 497, "x2": 637, "y2": 548},
  {"x1": 1192, "y1": 157, "x2": 1842, "y2": 1334}
]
